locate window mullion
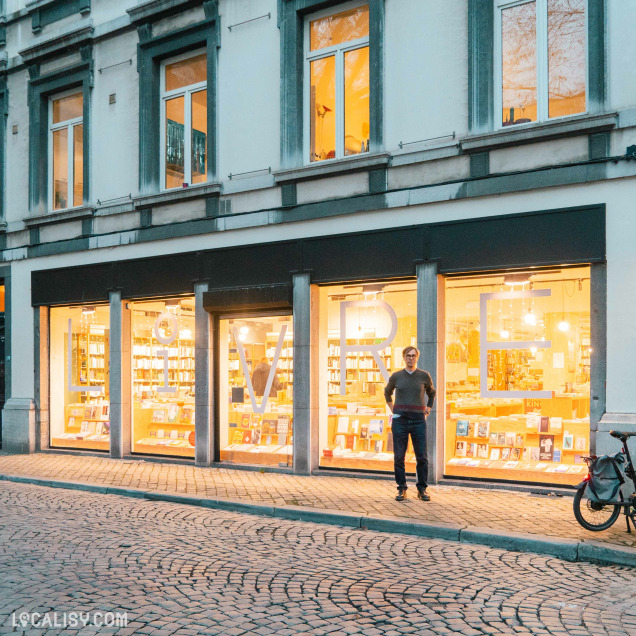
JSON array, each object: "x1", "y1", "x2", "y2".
[
  {"x1": 537, "y1": 0, "x2": 549, "y2": 121},
  {"x1": 494, "y1": 5, "x2": 503, "y2": 128},
  {"x1": 184, "y1": 90, "x2": 192, "y2": 184},
  {"x1": 67, "y1": 123, "x2": 74, "y2": 209},
  {"x1": 160, "y1": 97, "x2": 166, "y2": 189},
  {"x1": 336, "y1": 48, "x2": 344, "y2": 159}
]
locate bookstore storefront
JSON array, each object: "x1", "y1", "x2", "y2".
[
  {"x1": 33, "y1": 206, "x2": 605, "y2": 488},
  {"x1": 444, "y1": 266, "x2": 591, "y2": 486}
]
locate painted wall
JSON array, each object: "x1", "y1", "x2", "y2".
[
  {"x1": 217, "y1": 0, "x2": 280, "y2": 179},
  {"x1": 384, "y1": 0, "x2": 468, "y2": 151},
  {"x1": 91, "y1": 29, "x2": 139, "y2": 204},
  {"x1": 5, "y1": 68, "x2": 30, "y2": 228},
  {"x1": 607, "y1": 0, "x2": 636, "y2": 112}
]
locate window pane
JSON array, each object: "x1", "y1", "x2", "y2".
[
  {"x1": 219, "y1": 315, "x2": 294, "y2": 467},
  {"x1": 131, "y1": 298, "x2": 196, "y2": 458},
  {"x1": 73, "y1": 124, "x2": 83, "y2": 207},
  {"x1": 165, "y1": 53, "x2": 206, "y2": 91},
  {"x1": 50, "y1": 305, "x2": 110, "y2": 452},
  {"x1": 191, "y1": 90, "x2": 207, "y2": 184},
  {"x1": 165, "y1": 96, "x2": 185, "y2": 189},
  {"x1": 53, "y1": 93, "x2": 83, "y2": 124},
  {"x1": 52, "y1": 128, "x2": 68, "y2": 210},
  {"x1": 310, "y1": 5, "x2": 369, "y2": 51},
  {"x1": 344, "y1": 47, "x2": 369, "y2": 156},
  {"x1": 444, "y1": 267, "x2": 591, "y2": 486},
  {"x1": 502, "y1": 2, "x2": 537, "y2": 126},
  {"x1": 319, "y1": 282, "x2": 417, "y2": 472},
  {"x1": 310, "y1": 56, "x2": 336, "y2": 162},
  {"x1": 548, "y1": 0, "x2": 586, "y2": 118}
]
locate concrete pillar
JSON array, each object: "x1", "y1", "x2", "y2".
[
  {"x1": 417, "y1": 262, "x2": 444, "y2": 485},
  {"x1": 195, "y1": 282, "x2": 213, "y2": 466},
  {"x1": 35, "y1": 306, "x2": 50, "y2": 450},
  {"x1": 109, "y1": 291, "x2": 131, "y2": 458},
  {"x1": 293, "y1": 273, "x2": 318, "y2": 474}
]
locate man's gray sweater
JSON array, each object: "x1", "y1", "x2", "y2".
[{"x1": 384, "y1": 369, "x2": 436, "y2": 417}]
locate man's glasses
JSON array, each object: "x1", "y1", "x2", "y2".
[{"x1": 404, "y1": 354, "x2": 418, "y2": 358}]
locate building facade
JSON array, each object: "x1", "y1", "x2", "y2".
[{"x1": 0, "y1": 0, "x2": 635, "y2": 489}]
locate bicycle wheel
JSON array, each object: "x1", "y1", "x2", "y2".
[{"x1": 573, "y1": 487, "x2": 622, "y2": 531}]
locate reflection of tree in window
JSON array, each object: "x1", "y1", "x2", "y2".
[
  {"x1": 502, "y1": 1, "x2": 537, "y2": 126},
  {"x1": 501, "y1": 0, "x2": 585, "y2": 126},
  {"x1": 548, "y1": 0, "x2": 585, "y2": 118}
]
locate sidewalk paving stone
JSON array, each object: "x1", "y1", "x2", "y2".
[{"x1": 0, "y1": 452, "x2": 635, "y2": 567}]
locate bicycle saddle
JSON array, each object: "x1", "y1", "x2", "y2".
[{"x1": 610, "y1": 430, "x2": 636, "y2": 440}]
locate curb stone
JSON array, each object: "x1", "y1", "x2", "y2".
[
  {"x1": 365, "y1": 516, "x2": 462, "y2": 541},
  {"x1": 274, "y1": 505, "x2": 363, "y2": 527},
  {"x1": 1, "y1": 472, "x2": 635, "y2": 567},
  {"x1": 199, "y1": 497, "x2": 276, "y2": 517},
  {"x1": 460, "y1": 526, "x2": 580, "y2": 562}
]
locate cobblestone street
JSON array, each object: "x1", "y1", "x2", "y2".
[{"x1": 1, "y1": 483, "x2": 635, "y2": 635}]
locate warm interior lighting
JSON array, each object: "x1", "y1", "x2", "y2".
[
  {"x1": 82, "y1": 306, "x2": 96, "y2": 315},
  {"x1": 500, "y1": 330, "x2": 509, "y2": 339},
  {"x1": 558, "y1": 320, "x2": 570, "y2": 332},
  {"x1": 524, "y1": 312, "x2": 536, "y2": 325}
]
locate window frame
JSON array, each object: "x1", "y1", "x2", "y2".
[
  {"x1": 134, "y1": 8, "x2": 219, "y2": 197},
  {"x1": 48, "y1": 89, "x2": 84, "y2": 212},
  {"x1": 279, "y1": 0, "x2": 384, "y2": 170},
  {"x1": 159, "y1": 49, "x2": 208, "y2": 191},
  {"x1": 302, "y1": 0, "x2": 370, "y2": 164},
  {"x1": 493, "y1": 0, "x2": 588, "y2": 129}
]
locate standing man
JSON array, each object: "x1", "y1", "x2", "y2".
[{"x1": 384, "y1": 346, "x2": 436, "y2": 501}]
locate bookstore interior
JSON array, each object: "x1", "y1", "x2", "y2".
[
  {"x1": 318, "y1": 281, "x2": 417, "y2": 472},
  {"x1": 46, "y1": 265, "x2": 592, "y2": 485},
  {"x1": 50, "y1": 303, "x2": 112, "y2": 452},
  {"x1": 219, "y1": 313, "x2": 294, "y2": 466},
  {"x1": 444, "y1": 266, "x2": 591, "y2": 486}
]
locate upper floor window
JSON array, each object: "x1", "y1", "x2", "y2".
[
  {"x1": 496, "y1": 0, "x2": 586, "y2": 127},
  {"x1": 50, "y1": 92, "x2": 83, "y2": 211},
  {"x1": 161, "y1": 52, "x2": 207, "y2": 190},
  {"x1": 305, "y1": 3, "x2": 369, "y2": 163}
]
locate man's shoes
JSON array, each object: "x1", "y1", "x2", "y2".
[
  {"x1": 417, "y1": 489, "x2": 431, "y2": 501},
  {"x1": 395, "y1": 487, "x2": 407, "y2": 501}
]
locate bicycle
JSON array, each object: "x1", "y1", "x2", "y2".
[{"x1": 573, "y1": 430, "x2": 636, "y2": 532}]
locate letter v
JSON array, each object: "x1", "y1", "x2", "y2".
[{"x1": 234, "y1": 324, "x2": 287, "y2": 414}]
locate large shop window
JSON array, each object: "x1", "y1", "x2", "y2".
[
  {"x1": 50, "y1": 305, "x2": 110, "y2": 451},
  {"x1": 161, "y1": 52, "x2": 207, "y2": 189},
  {"x1": 319, "y1": 281, "x2": 416, "y2": 471},
  {"x1": 445, "y1": 267, "x2": 591, "y2": 486},
  {"x1": 307, "y1": 3, "x2": 369, "y2": 162},
  {"x1": 496, "y1": 0, "x2": 586, "y2": 126},
  {"x1": 131, "y1": 298, "x2": 195, "y2": 458},
  {"x1": 219, "y1": 315, "x2": 294, "y2": 467},
  {"x1": 50, "y1": 91, "x2": 84, "y2": 210}
]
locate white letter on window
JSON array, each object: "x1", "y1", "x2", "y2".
[{"x1": 339, "y1": 300, "x2": 397, "y2": 396}]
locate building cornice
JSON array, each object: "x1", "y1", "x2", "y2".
[
  {"x1": 127, "y1": 0, "x2": 214, "y2": 24},
  {"x1": 18, "y1": 21, "x2": 94, "y2": 64}
]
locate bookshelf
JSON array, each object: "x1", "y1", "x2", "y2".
[
  {"x1": 132, "y1": 336, "x2": 195, "y2": 397},
  {"x1": 327, "y1": 338, "x2": 392, "y2": 396}
]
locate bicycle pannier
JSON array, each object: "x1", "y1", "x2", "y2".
[{"x1": 586, "y1": 452, "x2": 626, "y2": 503}]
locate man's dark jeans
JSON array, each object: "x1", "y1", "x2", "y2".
[{"x1": 392, "y1": 415, "x2": 428, "y2": 492}]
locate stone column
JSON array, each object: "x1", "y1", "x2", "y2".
[
  {"x1": 109, "y1": 291, "x2": 131, "y2": 458},
  {"x1": 195, "y1": 282, "x2": 213, "y2": 466},
  {"x1": 417, "y1": 262, "x2": 444, "y2": 485},
  {"x1": 293, "y1": 273, "x2": 318, "y2": 474}
]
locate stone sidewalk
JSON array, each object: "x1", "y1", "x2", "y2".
[{"x1": 1, "y1": 452, "x2": 635, "y2": 567}]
